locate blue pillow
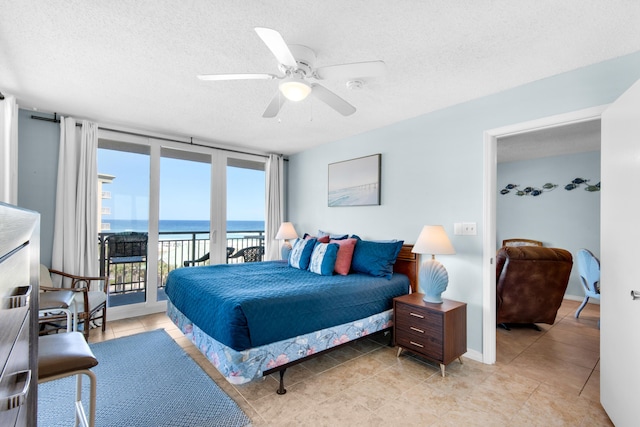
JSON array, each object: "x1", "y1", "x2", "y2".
[
  {"x1": 289, "y1": 238, "x2": 317, "y2": 270},
  {"x1": 281, "y1": 244, "x2": 292, "y2": 261},
  {"x1": 308, "y1": 242, "x2": 339, "y2": 276},
  {"x1": 318, "y1": 229, "x2": 349, "y2": 240},
  {"x1": 350, "y1": 237, "x2": 404, "y2": 279},
  {"x1": 350, "y1": 234, "x2": 398, "y2": 243}
]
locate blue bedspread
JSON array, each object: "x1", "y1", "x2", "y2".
[{"x1": 164, "y1": 261, "x2": 409, "y2": 351}]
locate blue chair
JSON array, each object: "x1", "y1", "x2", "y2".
[{"x1": 575, "y1": 249, "x2": 600, "y2": 319}]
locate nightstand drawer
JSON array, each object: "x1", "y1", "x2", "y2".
[
  {"x1": 395, "y1": 329, "x2": 443, "y2": 359},
  {"x1": 395, "y1": 302, "x2": 443, "y2": 335}
]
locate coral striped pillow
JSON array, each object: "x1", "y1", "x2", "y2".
[{"x1": 330, "y1": 238, "x2": 357, "y2": 275}]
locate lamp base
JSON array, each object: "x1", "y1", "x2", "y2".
[
  {"x1": 422, "y1": 293, "x2": 444, "y2": 304},
  {"x1": 419, "y1": 258, "x2": 449, "y2": 305},
  {"x1": 280, "y1": 241, "x2": 293, "y2": 261}
]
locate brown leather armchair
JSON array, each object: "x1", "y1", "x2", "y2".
[{"x1": 496, "y1": 246, "x2": 573, "y2": 328}]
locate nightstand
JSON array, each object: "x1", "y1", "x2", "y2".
[{"x1": 393, "y1": 293, "x2": 467, "y2": 376}]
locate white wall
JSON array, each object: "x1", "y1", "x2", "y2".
[
  {"x1": 287, "y1": 51, "x2": 640, "y2": 355},
  {"x1": 497, "y1": 151, "x2": 601, "y2": 298}
]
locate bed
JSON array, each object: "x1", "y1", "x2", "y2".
[{"x1": 165, "y1": 238, "x2": 417, "y2": 394}]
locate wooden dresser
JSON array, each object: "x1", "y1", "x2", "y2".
[
  {"x1": 0, "y1": 203, "x2": 40, "y2": 427},
  {"x1": 393, "y1": 293, "x2": 466, "y2": 376}
]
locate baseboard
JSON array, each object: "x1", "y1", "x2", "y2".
[
  {"x1": 108, "y1": 301, "x2": 168, "y2": 321},
  {"x1": 564, "y1": 294, "x2": 599, "y2": 304},
  {"x1": 463, "y1": 348, "x2": 484, "y2": 363}
]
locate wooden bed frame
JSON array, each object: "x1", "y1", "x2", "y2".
[
  {"x1": 264, "y1": 244, "x2": 418, "y2": 394},
  {"x1": 392, "y1": 244, "x2": 419, "y2": 293}
]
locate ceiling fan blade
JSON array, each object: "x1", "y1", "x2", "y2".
[
  {"x1": 262, "y1": 91, "x2": 286, "y2": 118},
  {"x1": 197, "y1": 73, "x2": 278, "y2": 81},
  {"x1": 310, "y1": 84, "x2": 356, "y2": 116},
  {"x1": 254, "y1": 27, "x2": 297, "y2": 69},
  {"x1": 315, "y1": 60, "x2": 386, "y2": 80}
]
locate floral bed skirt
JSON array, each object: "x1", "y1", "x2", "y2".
[{"x1": 167, "y1": 301, "x2": 393, "y2": 384}]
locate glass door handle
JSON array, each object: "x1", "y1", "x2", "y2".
[{"x1": 631, "y1": 290, "x2": 640, "y2": 300}]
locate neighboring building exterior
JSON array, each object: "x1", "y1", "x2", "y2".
[{"x1": 98, "y1": 173, "x2": 115, "y2": 232}]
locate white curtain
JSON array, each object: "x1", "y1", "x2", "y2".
[
  {"x1": 264, "y1": 154, "x2": 284, "y2": 261},
  {"x1": 0, "y1": 95, "x2": 19, "y2": 205},
  {"x1": 51, "y1": 117, "x2": 99, "y2": 279}
]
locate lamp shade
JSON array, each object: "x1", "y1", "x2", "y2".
[
  {"x1": 279, "y1": 77, "x2": 312, "y2": 101},
  {"x1": 275, "y1": 222, "x2": 298, "y2": 240},
  {"x1": 411, "y1": 225, "x2": 455, "y2": 256}
]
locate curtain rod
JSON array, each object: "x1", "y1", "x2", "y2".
[
  {"x1": 29, "y1": 113, "x2": 280, "y2": 159},
  {"x1": 31, "y1": 113, "x2": 82, "y2": 127}
]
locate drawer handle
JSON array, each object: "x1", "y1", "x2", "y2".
[
  {"x1": 409, "y1": 341, "x2": 424, "y2": 348},
  {"x1": 3, "y1": 285, "x2": 32, "y2": 310},
  {"x1": 409, "y1": 312, "x2": 424, "y2": 319},
  {"x1": 410, "y1": 326, "x2": 425, "y2": 334},
  {"x1": 1, "y1": 370, "x2": 31, "y2": 411}
]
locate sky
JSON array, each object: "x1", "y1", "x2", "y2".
[{"x1": 98, "y1": 148, "x2": 265, "y2": 221}]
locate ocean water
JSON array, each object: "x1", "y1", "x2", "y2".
[
  {"x1": 107, "y1": 219, "x2": 264, "y2": 234},
  {"x1": 328, "y1": 184, "x2": 379, "y2": 207}
]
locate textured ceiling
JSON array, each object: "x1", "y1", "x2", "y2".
[
  {"x1": 2, "y1": 1, "x2": 640, "y2": 155},
  {"x1": 498, "y1": 119, "x2": 601, "y2": 163}
]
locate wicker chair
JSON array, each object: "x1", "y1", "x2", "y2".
[
  {"x1": 228, "y1": 246, "x2": 264, "y2": 263},
  {"x1": 39, "y1": 265, "x2": 107, "y2": 340},
  {"x1": 105, "y1": 232, "x2": 148, "y2": 277},
  {"x1": 183, "y1": 247, "x2": 235, "y2": 266}
]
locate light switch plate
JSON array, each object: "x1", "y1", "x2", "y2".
[{"x1": 454, "y1": 223, "x2": 463, "y2": 235}]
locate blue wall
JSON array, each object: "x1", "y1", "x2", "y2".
[
  {"x1": 287, "y1": 51, "x2": 640, "y2": 355},
  {"x1": 17, "y1": 110, "x2": 59, "y2": 266},
  {"x1": 497, "y1": 151, "x2": 601, "y2": 298}
]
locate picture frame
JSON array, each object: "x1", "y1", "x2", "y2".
[{"x1": 328, "y1": 154, "x2": 381, "y2": 207}]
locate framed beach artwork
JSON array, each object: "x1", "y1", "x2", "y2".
[{"x1": 328, "y1": 154, "x2": 381, "y2": 207}]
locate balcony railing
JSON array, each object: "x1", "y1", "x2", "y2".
[{"x1": 98, "y1": 230, "x2": 264, "y2": 306}]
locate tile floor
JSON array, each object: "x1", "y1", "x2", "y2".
[{"x1": 89, "y1": 299, "x2": 610, "y2": 426}]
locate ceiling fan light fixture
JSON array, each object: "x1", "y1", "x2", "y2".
[{"x1": 279, "y1": 77, "x2": 312, "y2": 102}]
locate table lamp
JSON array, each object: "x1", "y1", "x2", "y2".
[
  {"x1": 411, "y1": 225, "x2": 456, "y2": 303},
  {"x1": 275, "y1": 222, "x2": 298, "y2": 259}
]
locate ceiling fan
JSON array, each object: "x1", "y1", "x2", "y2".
[{"x1": 197, "y1": 27, "x2": 386, "y2": 118}]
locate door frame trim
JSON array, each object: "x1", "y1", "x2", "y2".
[{"x1": 482, "y1": 105, "x2": 608, "y2": 364}]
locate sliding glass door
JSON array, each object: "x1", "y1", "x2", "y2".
[
  {"x1": 158, "y1": 148, "x2": 211, "y2": 301},
  {"x1": 226, "y1": 158, "x2": 266, "y2": 263},
  {"x1": 97, "y1": 140, "x2": 150, "y2": 309},
  {"x1": 97, "y1": 130, "x2": 267, "y2": 320}
]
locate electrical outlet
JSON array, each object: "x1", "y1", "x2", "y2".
[{"x1": 462, "y1": 222, "x2": 477, "y2": 235}]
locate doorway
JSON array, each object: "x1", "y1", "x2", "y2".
[{"x1": 482, "y1": 105, "x2": 607, "y2": 364}]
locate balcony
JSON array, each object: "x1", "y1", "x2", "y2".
[{"x1": 99, "y1": 230, "x2": 265, "y2": 307}]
